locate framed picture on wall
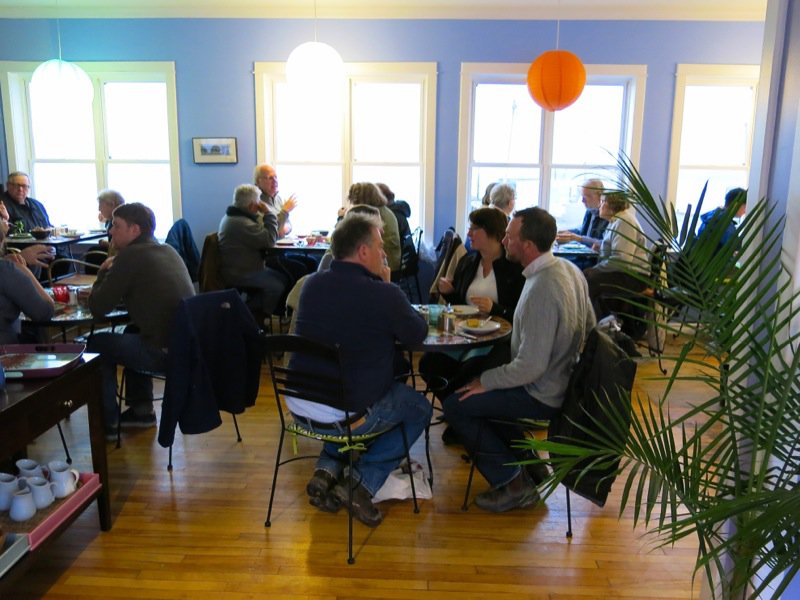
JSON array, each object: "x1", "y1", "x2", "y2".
[{"x1": 192, "y1": 137, "x2": 238, "y2": 164}]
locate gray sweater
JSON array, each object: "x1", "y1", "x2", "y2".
[
  {"x1": 480, "y1": 252, "x2": 595, "y2": 408},
  {"x1": 0, "y1": 259, "x2": 54, "y2": 343}
]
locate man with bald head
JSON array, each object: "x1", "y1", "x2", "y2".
[
  {"x1": 254, "y1": 163, "x2": 297, "y2": 238},
  {"x1": 557, "y1": 178, "x2": 608, "y2": 247}
]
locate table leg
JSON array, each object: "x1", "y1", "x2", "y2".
[{"x1": 86, "y1": 362, "x2": 112, "y2": 530}]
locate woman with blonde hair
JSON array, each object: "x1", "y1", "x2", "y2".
[{"x1": 346, "y1": 182, "x2": 401, "y2": 272}]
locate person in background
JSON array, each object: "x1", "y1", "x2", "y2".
[
  {"x1": 254, "y1": 164, "x2": 297, "y2": 238},
  {"x1": 443, "y1": 207, "x2": 594, "y2": 513},
  {"x1": 0, "y1": 217, "x2": 54, "y2": 343},
  {"x1": 480, "y1": 182, "x2": 497, "y2": 206},
  {"x1": 86, "y1": 203, "x2": 195, "y2": 436},
  {"x1": 420, "y1": 207, "x2": 524, "y2": 407},
  {"x1": 2, "y1": 172, "x2": 52, "y2": 232},
  {"x1": 377, "y1": 183, "x2": 412, "y2": 242},
  {"x1": 290, "y1": 213, "x2": 431, "y2": 527},
  {"x1": 489, "y1": 183, "x2": 516, "y2": 218},
  {"x1": 346, "y1": 182, "x2": 401, "y2": 272},
  {"x1": 582, "y1": 192, "x2": 649, "y2": 321},
  {"x1": 96, "y1": 189, "x2": 126, "y2": 248},
  {"x1": 218, "y1": 184, "x2": 288, "y2": 319},
  {"x1": 557, "y1": 178, "x2": 608, "y2": 247},
  {"x1": 696, "y1": 187, "x2": 747, "y2": 251}
]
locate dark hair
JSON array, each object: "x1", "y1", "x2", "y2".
[
  {"x1": 481, "y1": 182, "x2": 497, "y2": 206},
  {"x1": 725, "y1": 187, "x2": 747, "y2": 206},
  {"x1": 469, "y1": 207, "x2": 508, "y2": 243},
  {"x1": 602, "y1": 192, "x2": 629, "y2": 214},
  {"x1": 513, "y1": 207, "x2": 556, "y2": 252},
  {"x1": 113, "y1": 202, "x2": 156, "y2": 237},
  {"x1": 331, "y1": 213, "x2": 380, "y2": 260},
  {"x1": 376, "y1": 183, "x2": 395, "y2": 203}
]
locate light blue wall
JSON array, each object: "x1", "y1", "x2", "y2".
[{"x1": 0, "y1": 18, "x2": 764, "y2": 244}]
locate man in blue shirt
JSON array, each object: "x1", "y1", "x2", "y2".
[
  {"x1": 289, "y1": 213, "x2": 431, "y2": 527},
  {"x1": 3, "y1": 172, "x2": 52, "y2": 232},
  {"x1": 696, "y1": 187, "x2": 746, "y2": 251}
]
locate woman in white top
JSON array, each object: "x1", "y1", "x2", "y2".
[{"x1": 583, "y1": 191, "x2": 649, "y2": 322}]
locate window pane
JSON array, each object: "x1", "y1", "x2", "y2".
[
  {"x1": 107, "y1": 163, "x2": 174, "y2": 238},
  {"x1": 473, "y1": 84, "x2": 541, "y2": 164},
  {"x1": 680, "y1": 85, "x2": 754, "y2": 167},
  {"x1": 352, "y1": 82, "x2": 421, "y2": 163},
  {"x1": 548, "y1": 168, "x2": 615, "y2": 231},
  {"x1": 675, "y1": 168, "x2": 749, "y2": 220},
  {"x1": 104, "y1": 82, "x2": 169, "y2": 160},
  {"x1": 275, "y1": 82, "x2": 342, "y2": 162},
  {"x1": 29, "y1": 83, "x2": 95, "y2": 159},
  {"x1": 552, "y1": 85, "x2": 624, "y2": 165},
  {"x1": 31, "y1": 162, "x2": 98, "y2": 231},
  {"x1": 469, "y1": 166, "x2": 540, "y2": 213},
  {"x1": 352, "y1": 165, "x2": 422, "y2": 231},
  {"x1": 276, "y1": 164, "x2": 342, "y2": 234}
]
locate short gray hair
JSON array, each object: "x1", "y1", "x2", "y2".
[
  {"x1": 97, "y1": 189, "x2": 125, "y2": 209},
  {"x1": 233, "y1": 184, "x2": 260, "y2": 209},
  {"x1": 490, "y1": 183, "x2": 516, "y2": 211}
]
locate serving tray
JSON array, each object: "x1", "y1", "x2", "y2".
[{"x1": 0, "y1": 344, "x2": 85, "y2": 379}]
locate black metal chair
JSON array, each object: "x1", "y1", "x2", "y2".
[
  {"x1": 263, "y1": 333, "x2": 421, "y2": 564},
  {"x1": 395, "y1": 227, "x2": 423, "y2": 303}
]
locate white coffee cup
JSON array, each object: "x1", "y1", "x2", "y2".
[
  {"x1": 9, "y1": 488, "x2": 37, "y2": 522},
  {"x1": 27, "y1": 476, "x2": 57, "y2": 509},
  {"x1": 16, "y1": 458, "x2": 45, "y2": 479},
  {"x1": 0, "y1": 472, "x2": 23, "y2": 511},
  {"x1": 48, "y1": 461, "x2": 80, "y2": 498}
]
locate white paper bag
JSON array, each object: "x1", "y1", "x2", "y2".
[{"x1": 373, "y1": 460, "x2": 432, "y2": 503}]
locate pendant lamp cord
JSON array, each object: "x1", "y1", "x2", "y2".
[
  {"x1": 555, "y1": 0, "x2": 561, "y2": 49},
  {"x1": 313, "y1": 0, "x2": 318, "y2": 42},
  {"x1": 56, "y1": 0, "x2": 63, "y2": 60}
]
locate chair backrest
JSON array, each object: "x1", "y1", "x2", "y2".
[
  {"x1": 46, "y1": 258, "x2": 99, "y2": 286},
  {"x1": 165, "y1": 218, "x2": 201, "y2": 282},
  {"x1": 198, "y1": 232, "x2": 225, "y2": 293},
  {"x1": 429, "y1": 228, "x2": 463, "y2": 301},
  {"x1": 398, "y1": 227, "x2": 422, "y2": 277},
  {"x1": 263, "y1": 334, "x2": 351, "y2": 415}
]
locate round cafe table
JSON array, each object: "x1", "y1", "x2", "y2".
[{"x1": 404, "y1": 305, "x2": 511, "y2": 352}]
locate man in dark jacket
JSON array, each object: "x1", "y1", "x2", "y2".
[
  {"x1": 3, "y1": 171, "x2": 52, "y2": 232},
  {"x1": 289, "y1": 213, "x2": 431, "y2": 527}
]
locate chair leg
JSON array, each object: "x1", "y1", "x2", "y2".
[
  {"x1": 400, "y1": 424, "x2": 419, "y2": 514},
  {"x1": 347, "y1": 448, "x2": 355, "y2": 565},
  {"x1": 232, "y1": 414, "x2": 242, "y2": 442},
  {"x1": 265, "y1": 428, "x2": 285, "y2": 527},
  {"x1": 56, "y1": 423, "x2": 72, "y2": 464},
  {"x1": 413, "y1": 275, "x2": 422, "y2": 305},
  {"x1": 168, "y1": 445, "x2": 173, "y2": 471},
  {"x1": 565, "y1": 487, "x2": 573, "y2": 539},
  {"x1": 116, "y1": 370, "x2": 126, "y2": 449}
]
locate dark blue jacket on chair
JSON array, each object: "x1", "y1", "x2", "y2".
[{"x1": 158, "y1": 289, "x2": 262, "y2": 447}]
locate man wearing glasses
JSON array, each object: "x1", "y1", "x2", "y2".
[
  {"x1": 2, "y1": 172, "x2": 53, "y2": 232},
  {"x1": 254, "y1": 164, "x2": 297, "y2": 238}
]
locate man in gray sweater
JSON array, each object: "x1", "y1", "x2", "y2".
[{"x1": 443, "y1": 207, "x2": 595, "y2": 513}]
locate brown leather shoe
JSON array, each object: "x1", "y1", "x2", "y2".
[
  {"x1": 306, "y1": 469, "x2": 337, "y2": 498},
  {"x1": 474, "y1": 472, "x2": 540, "y2": 513},
  {"x1": 332, "y1": 480, "x2": 383, "y2": 527}
]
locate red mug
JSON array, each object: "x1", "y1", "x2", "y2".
[{"x1": 51, "y1": 285, "x2": 69, "y2": 303}]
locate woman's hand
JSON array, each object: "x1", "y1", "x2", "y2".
[
  {"x1": 557, "y1": 231, "x2": 578, "y2": 243},
  {"x1": 437, "y1": 277, "x2": 454, "y2": 294},
  {"x1": 468, "y1": 296, "x2": 493, "y2": 314}
]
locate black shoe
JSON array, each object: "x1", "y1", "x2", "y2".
[
  {"x1": 119, "y1": 408, "x2": 156, "y2": 428},
  {"x1": 309, "y1": 493, "x2": 342, "y2": 513},
  {"x1": 306, "y1": 469, "x2": 337, "y2": 498},
  {"x1": 474, "y1": 472, "x2": 541, "y2": 513},
  {"x1": 525, "y1": 462, "x2": 550, "y2": 486},
  {"x1": 332, "y1": 479, "x2": 383, "y2": 527},
  {"x1": 441, "y1": 425, "x2": 461, "y2": 446}
]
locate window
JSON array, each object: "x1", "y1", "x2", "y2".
[
  {"x1": 456, "y1": 63, "x2": 646, "y2": 235},
  {"x1": 255, "y1": 62, "x2": 437, "y2": 237},
  {"x1": 667, "y1": 64, "x2": 759, "y2": 221},
  {"x1": 0, "y1": 62, "x2": 181, "y2": 237}
]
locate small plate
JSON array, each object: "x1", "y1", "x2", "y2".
[
  {"x1": 8, "y1": 233, "x2": 34, "y2": 240},
  {"x1": 459, "y1": 320, "x2": 501, "y2": 335},
  {"x1": 275, "y1": 240, "x2": 295, "y2": 246},
  {"x1": 88, "y1": 229, "x2": 107, "y2": 234},
  {"x1": 450, "y1": 305, "x2": 480, "y2": 316}
]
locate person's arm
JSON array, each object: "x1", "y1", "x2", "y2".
[
  {"x1": 388, "y1": 287, "x2": 427, "y2": 346},
  {"x1": 3, "y1": 261, "x2": 54, "y2": 321},
  {"x1": 88, "y1": 255, "x2": 127, "y2": 316},
  {"x1": 381, "y1": 208, "x2": 402, "y2": 272}
]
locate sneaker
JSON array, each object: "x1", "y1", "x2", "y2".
[
  {"x1": 474, "y1": 472, "x2": 540, "y2": 513},
  {"x1": 331, "y1": 479, "x2": 383, "y2": 527},
  {"x1": 306, "y1": 470, "x2": 342, "y2": 514},
  {"x1": 119, "y1": 408, "x2": 157, "y2": 428}
]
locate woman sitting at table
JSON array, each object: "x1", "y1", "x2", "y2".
[
  {"x1": 419, "y1": 207, "x2": 524, "y2": 405},
  {"x1": 0, "y1": 218, "x2": 54, "y2": 343},
  {"x1": 582, "y1": 191, "x2": 649, "y2": 324}
]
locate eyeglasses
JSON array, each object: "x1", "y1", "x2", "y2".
[{"x1": 8, "y1": 182, "x2": 30, "y2": 189}]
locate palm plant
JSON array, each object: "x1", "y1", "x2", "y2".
[{"x1": 526, "y1": 155, "x2": 800, "y2": 599}]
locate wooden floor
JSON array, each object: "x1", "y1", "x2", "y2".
[{"x1": 6, "y1": 337, "x2": 706, "y2": 599}]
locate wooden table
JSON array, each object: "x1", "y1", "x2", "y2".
[
  {"x1": 6, "y1": 231, "x2": 106, "y2": 252},
  {"x1": 554, "y1": 242, "x2": 599, "y2": 266},
  {"x1": 0, "y1": 354, "x2": 111, "y2": 593},
  {"x1": 24, "y1": 304, "x2": 129, "y2": 344}
]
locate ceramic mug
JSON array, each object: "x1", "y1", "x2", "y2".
[
  {"x1": 0, "y1": 472, "x2": 23, "y2": 511},
  {"x1": 9, "y1": 489, "x2": 37, "y2": 522},
  {"x1": 27, "y1": 476, "x2": 57, "y2": 509},
  {"x1": 48, "y1": 461, "x2": 80, "y2": 498},
  {"x1": 15, "y1": 458, "x2": 45, "y2": 480}
]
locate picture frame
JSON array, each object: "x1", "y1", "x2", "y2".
[{"x1": 192, "y1": 137, "x2": 238, "y2": 164}]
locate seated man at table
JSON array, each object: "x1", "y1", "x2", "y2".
[
  {"x1": 2, "y1": 171, "x2": 53, "y2": 232},
  {"x1": 254, "y1": 163, "x2": 296, "y2": 238},
  {"x1": 556, "y1": 178, "x2": 608, "y2": 248},
  {"x1": 290, "y1": 212, "x2": 431, "y2": 527},
  {"x1": 218, "y1": 184, "x2": 289, "y2": 320},
  {"x1": 86, "y1": 203, "x2": 195, "y2": 435},
  {"x1": 443, "y1": 207, "x2": 595, "y2": 513}
]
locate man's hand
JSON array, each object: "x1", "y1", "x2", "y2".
[
  {"x1": 0, "y1": 202, "x2": 9, "y2": 222},
  {"x1": 98, "y1": 256, "x2": 115, "y2": 272},
  {"x1": 282, "y1": 194, "x2": 297, "y2": 213},
  {"x1": 468, "y1": 296, "x2": 493, "y2": 314},
  {"x1": 19, "y1": 244, "x2": 55, "y2": 268},
  {"x1": 456, "y1": 378, "x2": 486, "y2": 401},
  {"x1": 556, "y1": 231, "x2": 579, "y2": 243}
]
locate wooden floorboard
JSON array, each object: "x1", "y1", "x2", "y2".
[{"x1": 4, "y1": 335, "x2": 706, "y2": 599}]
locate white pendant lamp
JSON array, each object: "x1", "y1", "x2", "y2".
[
  {"x1": 285, "y1": 0, "x2": 344, "y2": 97},
  {"x1": 30, "y1": 10, "x2": 94, "y2": 106}
]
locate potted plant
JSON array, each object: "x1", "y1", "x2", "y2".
[{"x1": 526, "y1": 155, "x2": 799, "y2": 599}]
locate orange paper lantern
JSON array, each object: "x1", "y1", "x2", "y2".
[{"x1": 526, "y1": 50, "x2": 586, "y2": 111}]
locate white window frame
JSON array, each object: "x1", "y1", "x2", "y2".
[
  {"x1": 0, "y1": 61, "x2": 182, "y2": 221},
  {"x1": 455, "y1": 63, "x2": 647, "y2": 237},
  {"x1": 254, "y1": 61, "x2": 437, "y2": 241},
  {"x1": 666, "y1": 64, "x2": 759, "y2": 215}
]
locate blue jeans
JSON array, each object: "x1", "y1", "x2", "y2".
[
  {"x1": 442, "y1": 386, "x2": 559, "y2": 488},
  {"x1": 297, "y1": 382, "x2": 432, "y2": 497},
  {"x1": 87, "y1": 332, "x2": 167, "y2": 428}
]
